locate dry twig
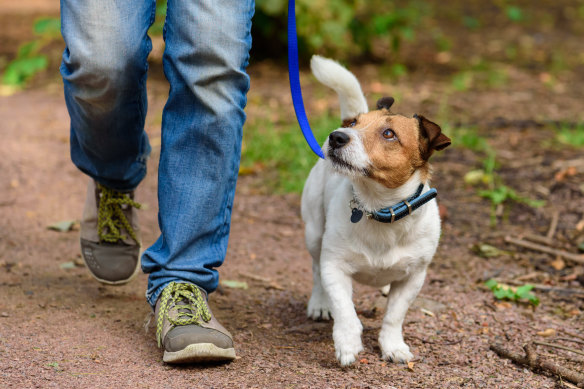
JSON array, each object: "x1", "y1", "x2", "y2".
[
  {"x1": 523, "y1": 234, "x2": 554, "y2": 246},
  {"x1": 533, "y1": 341, "x2": 584, "y2": 357},
  {"x1": 505, "y1": 236, "x2": 584, "y2": 265},
  {"x1": 556, "y1": 337, "x2": 584, "y2": 346},
  {"x1": 546, "y1": 211, "x2": 560, "y2": 240},
  {"x1": 561, "y1": 330, "x2": 584, "y2": 343},
  {"x1": 489, "y1": 343, "x2": 584, "y2": 386}
]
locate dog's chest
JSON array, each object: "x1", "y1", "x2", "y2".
[{"x1": 345, "y1": 219, "x2": 433, "y2": 287}]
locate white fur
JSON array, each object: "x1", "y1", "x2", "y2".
[
  {"x1": 310, "y1": 55, "x2": 368, "y2": 120},
  {"x1": 301, "y1": 57, "x2": 442, "y2": 366}
]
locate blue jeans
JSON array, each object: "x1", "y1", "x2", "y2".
[{"x1": 60, "y1": 0, "x2": 254, "y2": 307}]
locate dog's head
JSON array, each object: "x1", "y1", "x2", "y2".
[{"x1": 324, "y1": 97, "x2": 451, "y2": 188}]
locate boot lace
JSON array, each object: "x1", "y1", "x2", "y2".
[
  {"x1": 97, "y1": 184, "x2": 141, "y2": 244},
  {"x1": 156, "y1": 282, "x2": 211, "y2": 348}
]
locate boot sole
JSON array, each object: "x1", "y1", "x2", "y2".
[
  {"x1": 81, "y1": 246, "x2": 142, "y2": 286},
  {"x1": 163, "y1": 343, "x2": 236, "y2": 364}
]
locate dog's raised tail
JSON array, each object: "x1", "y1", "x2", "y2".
[{"x1": 310, "y1": 55, "x2": 368, "y2": 120}]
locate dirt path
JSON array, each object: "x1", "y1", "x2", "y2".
[
  {"x1": 2, "y1": 0, "x2": 584, "y2": 382},
  {"x1": 1, "y1": 64, "x2": 583, "y2": 388}
]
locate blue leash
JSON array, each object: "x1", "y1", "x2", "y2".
[{"x1": 287, "y1": 0, "x2": 325, "y2": 159}]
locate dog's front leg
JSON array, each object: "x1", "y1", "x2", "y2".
[
  {"x1": 379, "y1": 269, "x2": 426, "y2": 363},
  {"x1": 321, "y1": 258, "x2": 363, "y2": 366}
]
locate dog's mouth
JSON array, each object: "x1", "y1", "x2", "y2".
[{"x1": 327, "y1": 150, "x2": 370, "y2": 177}]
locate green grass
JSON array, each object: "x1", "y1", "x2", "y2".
[
  {"x1": 241, "y1": 114, "x2": 339, "y2": 193},
  {"x1": 1, "y1": 17, "x2": 61, "y2": 87},
  {"x1": 555, "y1": 123, "x2": 584, "y2": 148},
  {"x1": 441, "y1": 123, "x2": 489, "y2": 152}
]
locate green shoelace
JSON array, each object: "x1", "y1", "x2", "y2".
[
  {"x1": 97, "y1": 184, "x2": 141, "y2": 244},
  {"x1": 156, "y1": 282, "x2": 211, "y2": 348}
]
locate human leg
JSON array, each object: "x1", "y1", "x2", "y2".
[
  {"x1": 141, "y1": 0, "x2": 254, "y2": 363},
  {"x1": 60, "y1": 0, "x2": 155, "y2": 191},
  {"x1": 142, "y1": 0, "x2": 254, "y2": 306},
  {"x1": 60, "y1": 0, "x2": 156, "y2": 283}
]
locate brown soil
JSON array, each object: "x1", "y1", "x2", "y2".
[{"x1": 1, "y1": 3, "x2": 584, "y2": 389}]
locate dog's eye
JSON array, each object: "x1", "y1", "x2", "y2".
[
  {"x1": 341, "y1": 119, "x2": 357, "y2": 128},
  {"x1": 382, "y1": 129, "x2": 396, "y2": 140}
]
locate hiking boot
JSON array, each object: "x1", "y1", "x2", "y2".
[
  {"x1": 80, "y1": 180, "x2": 142, "y2": 285},
  {"x1": 155, "y1": 282, "x2": 236, "y2": 363}
]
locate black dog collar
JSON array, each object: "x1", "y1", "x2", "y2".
[{"x1": 350, "y1": 184, "x2": 437, "y2": 224}]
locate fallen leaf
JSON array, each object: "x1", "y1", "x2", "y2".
[
  {"x1": 576, "y1": 219, "x2": 584, "y2": 232},
  {"x1": 0, "y1": 85, "x2": 19, "y2": 96},
  {"x1": 10, "y1": 179, "x2": 19, "y2": 188},
  {"x1": 221, "y1": 280, "x2": 248, "y2": 290},
  {"x1": 494, "y1": 301, "x2": 512, "y2": 310},
  {"x1": 359, "y1": 358, "x2": 369, "y2": 364},
  {"x1": 550, "y1": 257, "x2": 565, "y2": 271},
  {"x1": 578, "y1": 241, "x2": 584, "y2": 253},
  {"x1": 554, "y1": 166, "x2": 577, "y2": 182},
  {"x1": 47, "y1": 220, "x2": 76, "y2": 232},
  {"x1": 464, "y1": 170, "x2": 486, "y2": 186},
  {"x1": 472, "y1": 243, "x2": 508, "y2": 258},
  {"x1": 407, "y1": 361, "x2": 415, "y2": 371},
  {"x1": 420, "y1": 308, "x2": 435, "y2": 317},
  {"x1": 59, "y1": 261, "x2": 76, "y2": 269},
  {"x1": 536, "y1": 328, "x2": 556, "y2": 337}
]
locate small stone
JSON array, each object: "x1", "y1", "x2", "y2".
[{"x1": 1, "y1": 312, "x2": 8, "y2": 317}]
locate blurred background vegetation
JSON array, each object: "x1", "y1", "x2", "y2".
[
  {"x1": 1, "y1": 0, "x2": 583, "y2": 196},
  {"x1": 5, "y1": 0, "x2": 584, "y2": 88}
]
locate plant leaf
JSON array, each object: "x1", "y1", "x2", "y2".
[
  {"x1": 47, "y1": 220, "x2": 76, "y2": 232},
  {"x1": 221, "y1": 280, "x2": 248, "y2": 290}
]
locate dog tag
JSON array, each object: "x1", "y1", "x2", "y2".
[{"x1": 350, "y1": 208, "x2": 363, "y2": 223}]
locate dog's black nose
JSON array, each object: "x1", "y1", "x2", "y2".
[{"x1": 329, "y1": 131, "x2": 350, "y2": 149}]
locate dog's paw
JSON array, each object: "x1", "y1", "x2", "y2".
[
  {"x1": 307, "y1": 293, "x2": 332, "y2": 321},
  {"x1": 381, "y1": 343, "x2": 414, "y2": 364},
  {"x1": 379, "y1": 285, "x2": 390, "y2": 296},
  {"x1": 333, "y1": 322, "x2": 364, "y2": 366},
  {"x1": 334, "y1": 337, "x2": 364, "y2": 366},
  {"x1": 336, "y1": 348, "x2": 361, "y2": 367}
]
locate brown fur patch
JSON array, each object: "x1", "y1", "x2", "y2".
[{"x1": 353, "y1": 111, "x2": 430, "y2": 188}]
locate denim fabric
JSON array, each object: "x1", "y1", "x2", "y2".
[{"x1": 60, "y1": 0, "x2": 254, "y2": 307}]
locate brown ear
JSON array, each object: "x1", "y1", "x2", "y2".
[
  {"x1": 415, "y1": 114, "x2": 451, "y2": 159},
  {"x1": 376, "y1": 96, "x2": 395, "y2": 110}
]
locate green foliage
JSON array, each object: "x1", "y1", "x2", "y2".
[
  {"x1": 462, "y1": 16, "x2": 480, "y2": 30},
  {"x1": 254, "y1": 0, "x2": 430, "y2": 59},
  {"x1": 485, "y1": 279, "x2": 539, "y2": 306},
  {"x1": 555, "y1": 123, "x2": 584, "y2": 147},
  {"x1": 33, "y1": 17, "x2": 61, "y2": 38},
  {"x1": 241, "y1": 114, "x2": 337, "y2": 193},
  {"x1": 444, "y1": 124, "x2": 489, "y2": 152},
  {"x1": 505, "y1": 6, "x2": 523, "y2": 22},
  {"x1": 479, "y1": 185, "x2": 545, "y2": 209},
  {"x1": 465, "y1": 150, "x2": 545, "y2": 226},
  {"x1": 149, "y1": 0, "x2": 167, "y2": 36},
  {"x1": 450, "y1": 61, "x2": 509, "y2": 92},
  {"x1": 1, "y1": 17, "x2": 61, "y2": 87}
]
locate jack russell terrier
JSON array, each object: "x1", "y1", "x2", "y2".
[{"x1": 301, "y1": 56, "x2": 451, "y2": 366}]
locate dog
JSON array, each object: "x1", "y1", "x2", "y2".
[{"x1": 301, "y1": 56, "x2": 451, "y2": 366}]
